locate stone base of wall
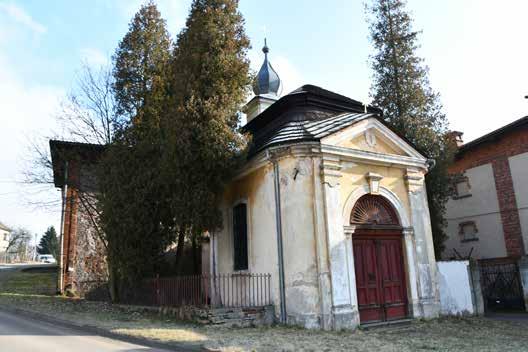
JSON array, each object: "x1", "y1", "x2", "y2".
[
  {"x1": 158, "y1": 305, "x2": 275, "y2": 327},
  {"x1": 78, "y1": 281, "x2": 110, "y2": 301}
]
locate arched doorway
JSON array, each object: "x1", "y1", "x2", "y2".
[{"x1": 351, "y1": 194, "x2": 408, "y2": 324}]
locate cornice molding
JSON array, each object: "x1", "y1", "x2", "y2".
[{"x1": 320, "y1": 144, "x2": 429, "y2": 170}]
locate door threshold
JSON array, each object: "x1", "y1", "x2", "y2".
[{"x1": 360, "y1": 318, "x2": 412, "y2": 330}]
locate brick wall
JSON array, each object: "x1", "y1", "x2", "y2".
[
  {"x1": 60, "y1": 161, "x2": 108, "y2": 296},
  {"x1": 449, "y1": 127, "x2": 528, "y2": 258},
  {"x1": 61, "y1": 163, "x2": 79, "y2": 292}
]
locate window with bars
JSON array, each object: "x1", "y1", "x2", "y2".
[
  {"x1": 459, "y1": 221, "x2": 478, "y2": 242},
  {"x1": 454, "y1": 175, "x2": 471, "y2": 199},
  {"x1": 233, "y1": 203, "x2": 248, "y2": 271}
]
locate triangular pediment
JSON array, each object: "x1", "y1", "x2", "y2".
[{"x1": 321, "y1": 117, "x2": 425, "y2": 160}]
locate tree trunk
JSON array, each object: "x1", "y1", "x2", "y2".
[
  {"x1": 108, "y1": 261, "x2": 119, "y2": 303},
  {"x1": 191, "y1": 234, "x2": 200, "y2": 275},
  {"x1": 174, "y1": 230, "x2": 186, "y2": 274}
]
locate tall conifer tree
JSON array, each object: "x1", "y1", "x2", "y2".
[
  {"x1": 112, "y1": 1, "x2": 171, "y2": 139},
  {"x1": 37, "y1": 226, "x2": 59, "y2": 259},
  {"x1": 162, "y1": 0, "x2": 251, "y2": 269},
  {"x1": 368, "y1": 0, "x2": 453, "y2": 256},
  {"x1": 98, "y1": 2, "x2": 173, "y2": 300}
]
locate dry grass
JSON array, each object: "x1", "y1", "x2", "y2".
[
  {"x1": 0, "y1": 266, "x2": 57, "y2": 295},
  {"x1": 0, "y1": 293, "x2": 527, "y2": 351},
  {"x1": 1, "y1": 268, "x2": 527, "y2": 351}
]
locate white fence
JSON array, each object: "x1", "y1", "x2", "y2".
[{"x1": 437, "y1": 260, "x2": 476, "y2": 316}]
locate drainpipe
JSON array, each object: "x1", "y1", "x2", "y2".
[
  {"x1": 58, "y1": 161, "x2": 68, "y2": 294},
  {"x1": 271, "y1": 153, "x2": 287, "y2": 323}
]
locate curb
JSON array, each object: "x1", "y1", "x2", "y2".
[{"x1": 0, "y1": 305, "x2": 209, "y2": 352}]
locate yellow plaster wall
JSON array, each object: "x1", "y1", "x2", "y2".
[
  {"x1": 339, "y1": 130, "x2": 405, "y2": 156},
  {"x1": 339, "y1": 162, "x2": 412, "y2": 224},
  {"x1": 217, "y1": 164, "x2": 278, "y2": 277},
  {"x1": 276, "y1": 155, "x2": 321, "y2": 322},
  {"x1": 216, "y1": 155, "x2": 322, "y2": 323},
  {"x1": 322, "y1": 119, "x2": 407, "y2": 156}
]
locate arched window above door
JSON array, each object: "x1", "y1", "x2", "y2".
[{"x1": 350, "y1": 194, "x2": 399, "y2": 226}]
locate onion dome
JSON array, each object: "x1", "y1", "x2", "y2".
[{"x1": 252, "y1": 39, "x2": 281, "y2": 96}]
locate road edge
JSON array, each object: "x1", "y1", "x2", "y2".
[{"x1": 0, "y1": 304, "x2": 209, "y2": 352}]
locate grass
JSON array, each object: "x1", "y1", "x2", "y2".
[
  {"x1": 1, "y1": 268, "x2": 528, "y2": 351},
  {"x1": 0, "y1": 266, "x2": 57, "y2": 295}
]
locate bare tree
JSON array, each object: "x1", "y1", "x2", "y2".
[
  {"x1": 20, "y1": 63, "x2": 116, "y2": 267},
  {"x1": 22, "y1": 63, "x2": 116, "y2": 210},
  {"x1": 57, "y1": 64, "x2": 117, "y2": 145},
  {"x1": 24, "y1": 63, "x2": 116, "y2": 184},
  {"x1": 5, "y1": 228, "x2": 32, "y2": 263}
]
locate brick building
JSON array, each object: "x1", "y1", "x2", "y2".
[
  {"x1": 50, "y1": 140, "x2": 108, "y2": 297},
  {"x1": 444, "y1": 116, "x2": 528, "y2": 262}
]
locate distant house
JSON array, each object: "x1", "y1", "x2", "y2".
[
  {"x1": 444, "y1": 117, "x2": 528, "y2": 262},
  {"x1": 0, "y1": 221, "x2": 11, "y2": 255}
]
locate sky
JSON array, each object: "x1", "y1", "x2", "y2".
[{"x1": 1, "y1": 0, "x2": 528, "y2": 239}]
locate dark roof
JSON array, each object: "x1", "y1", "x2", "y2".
[
  {"x1": 252, "y1": 112, "x2": 375, "y2": 153},
  {"x1": 50, "y1": 140, "x2": 105, "y2": 188},
  {"x1": 243, "y1": 85, "x2": 381, "y2": 135},
  {"x1": 242, "y1": 84, "x2": 428, "y2": 157},
  {"x1": 458, "y1": 116, "x2": 528, "y2": 155}
]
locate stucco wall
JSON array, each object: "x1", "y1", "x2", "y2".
[
  {"x1": 215, "y1": 155, "x2": 323, "y2": 328},
  {"x1": 340, "y1": 163, "x2": 410, "y2": 223},
  {"x1": 509, "y1": 152, "x2": 528, "y2": 254},
  {"x1": 437, "y1": 261, "x2": 474, "y2": 316},
  {"x1": 277, "y1": 156, "x2": 321, "y2": 327},
  {"x1": 444, "y1": 163, "x2": 507, "y2": 259},
  {"x1": 215, "y1": 163, "x2": 281, "y2": 319}
]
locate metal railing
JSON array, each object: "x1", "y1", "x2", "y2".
[{"x1": 123, "y1": 273, "x2": 272, "y2": 308}]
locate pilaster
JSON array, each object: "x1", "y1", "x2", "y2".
[
  {"x1": 320, "y1": 155, "x2": 359, "y2": 329},
  {"x1": 404, "y1": 168, "x2": 440, "y2": 318},
  {"x1": 402, "y1": 227, "x2": 422, "y2": 318}
]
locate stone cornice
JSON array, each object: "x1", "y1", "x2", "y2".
[{"x1": 233, "y1": 142, "x2": 321, "y2": 181}]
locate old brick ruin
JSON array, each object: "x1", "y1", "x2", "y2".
[{"x1": 51, "y1": 141, "x2": 109, "y2": 298}]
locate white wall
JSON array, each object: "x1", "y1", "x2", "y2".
[
  {"x1": 509, "y1": 151, "x2": 528, "y2": 254},
  {"x1": 437, "y1": 261, "x2": 474, "y2": 316},
  {"x1": 444, "y1": 163, "x2": 507, "y2": 259}
]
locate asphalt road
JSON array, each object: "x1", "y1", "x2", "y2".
[{"x1": 0, "y1": 307, "x2": 173, "y2": 352}]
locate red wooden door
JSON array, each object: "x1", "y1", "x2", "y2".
[{"x1": 353, "y1": 230, "x2": 407, "y2": 324}]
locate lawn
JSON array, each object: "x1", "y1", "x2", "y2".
[
  {"x1": 1, "y1": 267, "x2": 527, "y2": 351},
  {"x1": 0, "y1": 266, "x2": 57, "y2": 295}
]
